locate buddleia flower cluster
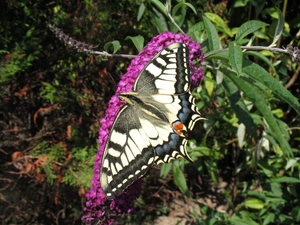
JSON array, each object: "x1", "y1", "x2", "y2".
[
  {"x1": 286, "y1": 44, "x2": 300, "y2": 64},
  {"x1": 49, "y1": 24, "x2": 96, "y2": 53},
  {"x1": 82, "y1": 31, "x2": 204, "y2": 225}
]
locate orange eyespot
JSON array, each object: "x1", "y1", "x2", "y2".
[{"x1": 172, "y1": 121, "x2": 186, "y2": 136}]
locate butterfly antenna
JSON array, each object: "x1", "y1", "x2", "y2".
[{"x1": 107, "y1": 71, "x2": 117, "y2": 87}]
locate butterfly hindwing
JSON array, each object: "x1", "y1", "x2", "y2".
[
  {"x1": 153, "y1": 92, "x2": 202, "y2": 164},
  {"x1": 100, "y1": 42, "x2": 202, "y2": 199}
]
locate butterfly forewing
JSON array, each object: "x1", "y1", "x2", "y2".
[
  {"x1": 100, "y1": 42, "x2": 202, "y2": 199},
  {"x1": 134, "y1": 43, "x2": 190, "y2": 95},
  {"x1": 100, "y1": 105, "x2": 156, "y2": 199}
]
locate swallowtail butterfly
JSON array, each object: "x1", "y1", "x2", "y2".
[{"x1": 100, "y1": 42, "x2": 202, "y2": 199}]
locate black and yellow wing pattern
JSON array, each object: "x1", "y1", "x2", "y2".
[{"x1": 100, "y1": 43, "x2": 202, "y2": 200}]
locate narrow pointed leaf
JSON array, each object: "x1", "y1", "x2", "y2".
[
  {"x1": 224, "y1": 68, "x2": 292, "y2": 157},
  {"x1": 229, "y1": 42, "x2": 243, "y2": 75},
  {"x1": 172, "y1": 2, "x2": 197, "y2": 15},
  {"x1": 137, "y1": 3, "x2": 146, "y2": 21},
  {"x1": 172, "y1": 163, "x2": 189, "y2": 196},
  {"x1": 222, "y1": 76, "x2": 256, "y2": 138},
  {"x1": 270, "y1": 8, "x2": 284, "y2": 47},
  {"x1": 242, "y1": 59, "x2": 300, "y2": 115},
  {"x1": 203, "y1": 16, "x2": 221, "y2": 51},
  {"x1": 235, "y1": 20, "x2": 268, "y2": 44},
  {"x1": 150, "y1": 0, "x2": 168, "y2": 16},
  {"x1": 244, "y1": 198, "x2": 264, "y2": 209}
]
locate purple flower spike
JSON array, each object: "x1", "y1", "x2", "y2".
[{"x1": 82, "y1": 32, "x2": 204, "y2": 224}]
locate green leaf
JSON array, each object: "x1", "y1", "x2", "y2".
[
  {"x1": 150, "y1": 0, "x2": 168, "y2": 16},
  {"x1": 44, "y1": 163, "x2": 57, "y2": 185},
  {"x1": 103, "y1": 40, "x2": 121, "y2": 54},
  {"x1": 204, "y1": 12, "x2": 233, "y2": 37},
  {"x1": 192, "y1": 147, "x2": 212, "y2": 158},
  {"x1": 235, "y1": 20, "x2": 268, "y2": 44},
  {"x1": 160, "y1": 162, "x2": 172, "y2": 179},
  {"x1": 230, "y1": 215, "x2": 260, "y2": 225},
  {"x1": 272, "y1": 176, "x2": 300, "y2": 183},
  {"x1": 242, "y1": 59, "x2": 300, "y2": 116},
  {"x1": 269, "y1": 8, "x2": 284, "y2": 47},
  {"x1": 187, "y1": 21, "x2": 204, "y2": 43},
  {"x1": 222, "y1": 76, "x2": 256, "y2": 138},
  {"x1": 244, "y1": 198, "x2": 264, "y2": 209},
  {"x1": 172, "y1": 2, "x2": 197, "y2": 15},
  {"x1": 265, "y1": 197, "x2": 286, "y2": 204},
  {"x1": 204, "y1": 71, "x2": 214, "y2": 96},
  {"x1": 233, "y1": 0, "x2": 248, "y2": 7},
  {"x1": 272, "y1": 109, "x2": 284, "y2": 118},
  {"x1": 151, "y1": 7, "x2": 168, "y2": 32},
  {"x1": 229, "y1": 42, "x2": 243, "y2": 75},
  {"x1": 224, "y1": 68, "x2": 292, "y2": 156},
  {"x1": 125, "y1": 35, "x2": 144, "y2": 52},
  {"x1": 137, "y1": 3, "x2": 146, "y2": 21},
  {"x1": 172, "y1": 163, "x2": 189, "y2": 196},
  {"x1": 205, "y1": 50, "x2": 229, "y2": 61},
  {"x1": 204, "y1": 159, "x2": 219, "y2": 184},
  {"x1": 171, "y1": 3, "x2": 187, "y2": 28},
  {"x1": 203, "y1": 16, "x2": 221, "y2": 51},
  {"x1": 263, "y1": 213, "x2": 276, "y2": 225},
  {"x1": 243, "y1": 51, "x2": 278, "y2": 79},
  {"x1": 285, "y1": 158, "x2": 299, "y2": 170}
]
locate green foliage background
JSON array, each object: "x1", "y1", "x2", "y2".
[{"x1": 1, "y1": 0, "x2": 300, "y2": 224}]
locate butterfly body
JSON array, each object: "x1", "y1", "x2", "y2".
[{"x1": 100, "y1": 43, "x2": 202, "y2": 199}]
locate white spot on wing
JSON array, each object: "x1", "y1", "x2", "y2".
[
  {"x1": 120, "y1": 152, "x2": 129, "y2": 167},
  {"x1": 107, "y1": 175, "x2": 112, "y2": 184},
  {"x1": 108, "y1": 147, "x2": 121, "y2": 157},
  {"x1": 154, "y1": 79, "x2": 176, "y2": 90},
  {"x1": 166, "y1": 63, "x2": 176, "y2": 69},
  {"x1": 146, "y1": 63, "x2": 162, "y2": 76},
  {"x1": 157, "y1": 89, "x2": 176, "y2": 94},
  {"x1": 127, "y1": 136, "x2": 140, "y2": 157},
  {"x1": 160, "y1": 70, "x2": 177, "y2": 78},
  {"x1": 115, "y1": 162, "x2": 122, "y2": 172},
  {"x1": 125, "y1": 145, "x2": 135, "y2": 161},
  {"x1": 139, "y1": 118, "x2": 158, "y2": 139},
  {"x1": 141, "y1": 165, "x2": 148, "y2": 170},
  {"x1": 102, "y1": 158, "x2": 109, "y2": 168},
  {"x1": 156, "y1": 57, "x2": 167, "y2": 66},
  {"x1": 148, "y1": 157, "x2": 155, "y2": 165},
  {"x1": 152, "y1": 95, "x2": 174, "y2": 104},
  {"x1": 111, "y1": 130, "x2": 127, "y2": 146},
  {"x1": 110, "y1": 162, "x2": 117, "y2": 175}
]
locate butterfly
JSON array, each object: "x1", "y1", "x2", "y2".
[{"x1": 100, "y1": 42, "x2": 202, "y2": 200}]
